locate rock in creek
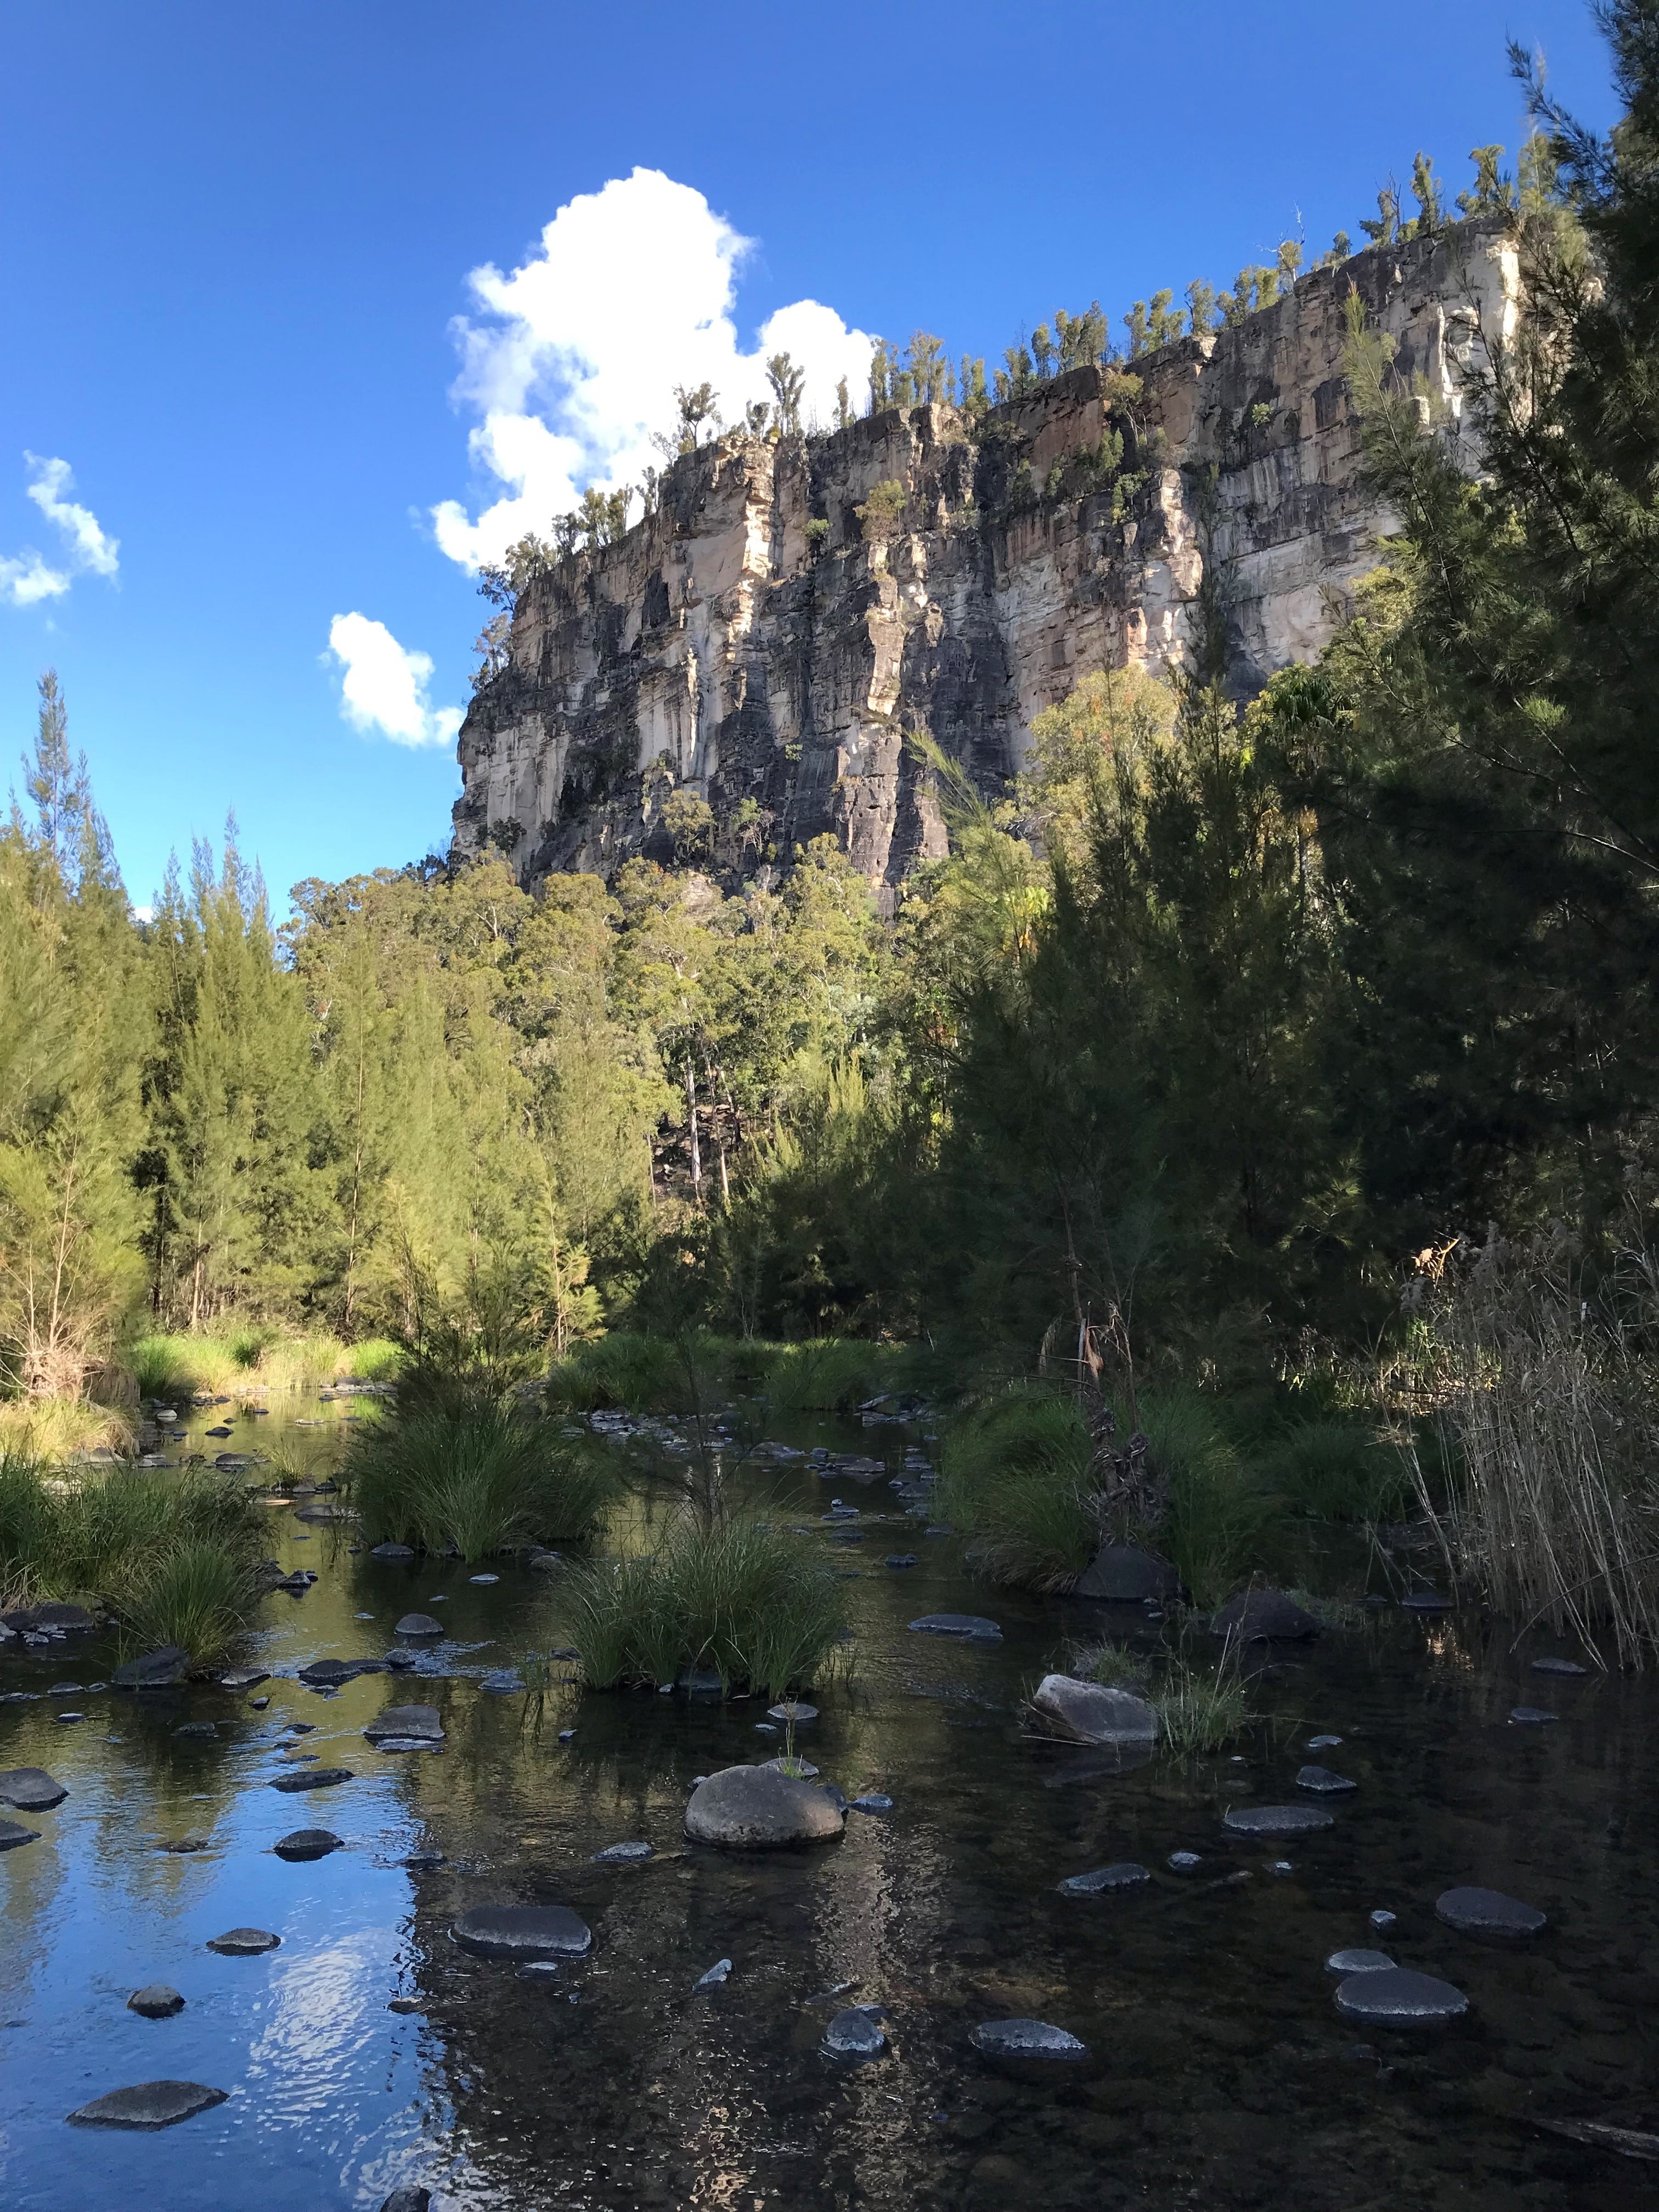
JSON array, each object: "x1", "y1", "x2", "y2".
[
  {"x1": 274, "y1": 1828, "x2": 342, "y2": 1861},
  {"x1": 383, "y1": 1649, "x2": 417, "y2": 1672},
  {"x1": 1401, "y1": 1591, "x2": 1454, "y2": 1613},
  {"x1": 206, "y1": 1927, "x2": 280, "y2": 1955},
  {"x1": 1436, "y1": 1885, "x2": 1548, "y2": 1937},
  {"x1": 393, "y1": 1614, "x2": 445, "y2": 1640},
  {"x1": 380, "y1": 2192, "x2": 432, "y2": 2212},
  {"x1": 112, "y1": 1645, "x2": 189, "y2": 1689},
  {"x1": 1060, "y1": 1862, "x2": 1152, "y2": 1895},
  {"x1": 451, "y1": 1904, "x2": 592, "y2": 1960},
  {"x1": 694, "y1": 1958, "x2": 732, "y2": 1990},
  {"x1": 67, "y1": 2080, "x2": 228, "y2": 2129},
  {"x1": 364, "y1": 1705, "x2": 444, "y2": 1745},
  {"x1": 1075, "y1": 1544, "x2": 1181, "y2": 1603},
  {"x1": 1210, "y1": 1589, "x2": 1319, "y2": 1641},
  {"x1": 0, "y1": 1819, "x2": 41, "y2": 1850},
  {"x1": 907, "y1": 1612, "x2": 1002, "y2": 1641},
  {"x1": 684, "y1": 1764, "x2": 845, "y2": 1850},
  {"x1": 1222, "y1": 1803, "x2": 1335, "y2": 1837},
  {"x1": 298, "y1": 1658, "x2": 384, "y2": 1688},
  {"x1": 127, "y1": 1984, "x2": 185, "y2": 2018},
  {"x1": 217, "y1": 1668, "x2": 267, "y2": 1692},
  {"x1": 768, "y1": 1702, "x2": 817, "y2": 1724},
  {"x1": 1531, "y1": 1656, "x2": 1589, "y2": 1677},
  {"x1": 1510, "y1": 1706, "x2": 1559, "y2": 1725},
  {"x1": 822, "y1": 2007, "x2": 887, "y2": 2059},
  {"x1": 0, "y1": 1767, "x2": 67, "y2": 1811},
  {"x1": 1325, "y1": 1948, "x2": 1396, "y2": 1975},
  {"x1": 851, "y1": 1793, "x2": 894, "y2": 1815},
  {"x1": 1334, "y1": 1967, "x2": 1468, "y2": 2024},
  {"x1": 762, "y1": 1756, "x2": 820, "y2": 1780},
  {"x1": 594, "y1": 1841, "x2": 653, "y2": 1864},
  {"x1": 972, "y1": 2018, "x2": 1091, "y2": 2065},
  {"x1": 371, "y1": 1543, "x2": 415, "y2": 1561},
  {"x1": 270, "y1": 1767, "x2": 352, "y2": 1793},
  {"x1": 1029, "y1": 1674, "x2": 1159, "y2": 1746},
  {"x1": 1296, "y1": 1765, "x2": 1357, "y2": 1794}
]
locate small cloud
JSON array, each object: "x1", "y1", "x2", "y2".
[
  {"x1": 328, "y1": 612, "x2": 461, "y2": 749},
  {"x1": 433, "y1": 167, "x2": 877, "y2": 570},
  {"x1": 1, "y1": 455, "x2": 119, "y2": 608}
]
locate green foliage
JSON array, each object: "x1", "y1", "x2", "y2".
[
  {"x1": 119, "y1": 1541, "x2": 259, "y2": 1667},
  {"x1": 561, "y1": 1516, "x2": 849, "y2": 1696},
  {"x1": 1150, "y1": 1650, "x2": 1256, "y2": 1753},
  {"x1": 855, "y1": 478, "x2": 907, "y2": 536},
  {"x1": 1257, "y1": 1418, "x2": 1404, "y2": 1521},
  {"x1": 935, "y1": 1387, "x2": 1098, "y2": 1590},
  {"x1": 344, "y1": 1381, "x2": 617, "y2": 1558},
  {"x1": 1074, "y1": 1639, "x2": 1146, "y2": 1687},
  {"x1": 1141, "y1": 1390, "x2": 1276, "y2": 1607}
]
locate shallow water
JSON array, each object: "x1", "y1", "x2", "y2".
[{"x1": 3, "y1": 1391, "x2": 1658, "y2": 2210}]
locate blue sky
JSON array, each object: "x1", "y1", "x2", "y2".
[{"x1": 0, "y1": 0, "x2": 1615, "y2": 914}]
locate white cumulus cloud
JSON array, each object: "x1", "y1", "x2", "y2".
[
  {"x1": 1, "y1": 453, "x2": 120, "y2": 608},
  {"x1": 432, "y1": 167, "x2": 877, "y2": 570},
  {"x1": 328, "y1": 612, "x2": 462, "y2": 749}
]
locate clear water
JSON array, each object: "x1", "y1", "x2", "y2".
[{"x1": 3, "y1": 1392, "x2": 1657, "y2": 2210}]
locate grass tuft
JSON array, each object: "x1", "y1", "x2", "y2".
[
  {"x1": 934, "y1": 1385, "x2": 1097, "y2": 1590},
  {"x1": 1149, "y1": 1650, "x2": 1256, "y2": 1754}
]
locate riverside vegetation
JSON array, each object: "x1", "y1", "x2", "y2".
[{"x1": 4, "y1": 4, "x2": 1659, "y2": 1667}]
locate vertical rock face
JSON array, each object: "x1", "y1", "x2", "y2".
[{"x1": 453, "y1": 220, "x2": 1517, "y2": 907}]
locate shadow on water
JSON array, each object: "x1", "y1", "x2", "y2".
[{"x1": 3, "y1": 1387, "x2": 1658, "y2": 2209}]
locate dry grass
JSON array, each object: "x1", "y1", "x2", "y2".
[
  {"x1": 1405, "y1": 1230, "x2": 1659, "y2": 1668},
  {"x1": 0, "y1": 1396, "x2": 134, "y2": 1459}
]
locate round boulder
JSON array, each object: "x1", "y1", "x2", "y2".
[
  {"x1": 270, "y1": 1767, "x2": 352, "y2": 1793},
  {"x1": 112, "y1": 1645, "x2": 190, "y2": 1688},
  {"x1": 0, "y1": 1819, "x2": 41, "y2": 1850},
  {"x1": 1325, "y1": 1948, "x2": 1395, "y2": 1976},
  {"x1": 274, "y1": 1828, "x2": 342, "y2": 1861},
  {"x1": 128, "y1": 1984, "x2": 185, "y2": 2018},
  {"x1": 364, "y1": 1705, "x2": 444, "y2": 1745},
  {"x1": 393, "y1": 1614, "x2": 445, "y2": 1639},
  {"x1": 0, "y1": 1767, "x2": 67, "y2": 1812},
  {"x1": 206, "y1": 1927, "x2": 280, "y2": 1955},
  {"x1": 451, "y1": 1904, "x2": 591, "y2": 1960},
  {"x1": 1210, "y1": 1589, "x2": 1319, "y2": 1641},
  {"x1": 822, "y1": 2007, "x2": 886, "y2": 2059},
  {"x1": 1334, "y1": 1967, "x2": 1468, "y2": 2024},
  {"x1": 1435, "y1": 1885, "x2": 1547, "y2": 1937},
  {"x1": 1295, "y1": 1765, "x2": 1357, "y2": 1795},
  {"x1": 684, "y1": 1764, "x2": 845, "y2": 1850},
  {"x1": 971, "y1": 2017, "x2": 1090, "y2": 2065},
  {"x1": 1029, "y1": 1674, "x2": 1158, "y2": 1747},
  {"x1": 1075, "y1": 1544, "x2": 1181, "y2": 1602}
]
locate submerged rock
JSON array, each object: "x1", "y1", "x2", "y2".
[
  {"x1": 270, "y1": 1767, "x2": 352, "y2": 1793},
  {"x1": 684, "y1": 1764, "x2": 845, "y2": 1850},
  {"x1": 393, "y1": 1614, "x2": 444, "y2": 1640},
  {"x1": 112, "y1": 1645, "x2": 189, "y2": 1688},
  {"x1": 851, "y1": 1793, "x2": 894, "y2": 1815},
  {"x1": 1509, "y1": 1706, "x2": 1559, "y2": 1725},
  {"x1": 127, "y1": 1984, "x2": 185, "y2": 2018},
  {"x1": 0, "y1": 1818, "x2": 41, "y2": 1850},
  {"x1": 67, "y1": 2080, "x2": 228, "y2": 2129},
  {"x1": 1222, "y1": 1803, "x2": 1335, "y2": 1837},
  {"x1": 908, "y1": 1612, "x2": 1002, "y2": 1641},
  {"x1": 1296, "y1": 1765, "x2": 1357, "y2": 1794},
  {"x1": 370, "y1": 1543, "x2": 415, "y2": 1561},
  {"x1": 1436, "y1": 1885, "x2": 1547, "y2": 1937},
  {"x1": 451, "y1": 1904, "x2": 592, "y2": 1960},
  {"x1": 694, "y1": 1958, "x2": 732, "y2": 1990},
  {"x1": 1325, "y1": 1948, "x2": 1396, "y2": 1975},
  {"x1": 822, "y1": 2007, "x2": 886, "y2": 2059},
  {"x1": 297, "y1": 1658, "x2": 383, "y2": 1688},
  {"x1": 0, "y1": 1767, "x2": 67, "y2": 1811},
  {"x1": 379, "y1": 2191, "x2": 432, "y2": 2212},
  {"x1": 971, "y1": 2018, "x2": 1090, "y2": 2064},
  {"x1": 1059, "y1": 1861, "x2": 1152, "y2": 1895},
  {"x1": 594, "y1": 1840, "x2": 653, "y2": 1864},
  {"x1": 1075, "y1": 1544, "x2": 1180, "y2": 1603},
  {"x1": 364, "y1": 1705, "x2": 444, "y2": 1745},
  {"x1": 206, "y1": 1927, "x2": 280, "y2": 1955},
  {"x1": 274, "y1": 1828, "x2": 341, "y2": 1861},
  {"x1": 1334, "y1": 1967, "x2": 1468, "y2": 2023},
  {"x1": 1530, "y1": 1656, "x2": 1589, "y2": 1677},
  {"x1": 1210, "y1": 1590, "x2": 1319, "y2": 1642},
  {"x1": 1029, "y1": 1674, "x2": 1158, "y2": 1746}
]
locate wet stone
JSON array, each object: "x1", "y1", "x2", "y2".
[
  {"x1": 1210, "y1": 1589, "x2": 1319, "y2": 1641},
  {"x1": 1307, "y1": 1734, "x2": 1344, "y2": 1750},
  {"x1": 851, "y1": 1794, "x2": 893, "y2": 1815},
  {"x1": 452, "y1": 1904, "x2": 592, "y2": 1960},
  {"x1": 885, "y1": 1553, "x2": 918, "y2": 1568},
  {"x1": 1296, "y1": 1764, "x2": 1357, "y2": 1794},
  {"x1": 383, "y1": 1650, "x2": 417, "y2": 1672},
  {"x1": 822, "y1": 2007, "x2": 887, "y2": 2059},
  {"x1": 1510, "y1": 1706, "x2": 1559, "y2": 1725},
  {"x1": 479, "y1": 1670, "x2": 522, "y2": 1693},
  {"x1": 469, "y1": 1573, "x2": 499, "y2": 1585},
  {"x1": 380, "y1": 2191, "x2": 432, "y2": 2212},
  {"x1": 594, "y1": 1840, "x2": 653, "y2": 1864},
  {"x1": 0, "y1": 1767, "x2": 67, "y2": 1811},
  {"x1": 217, "y1": 1669, "x2": 267, "y2": 1691},
  {"x1": 365, "y1": 1705, "x2": 444, "y2": 1745},
  {"x1": 1531, "y1": 1656, "x2": 1589, "y2": 1677},
  {"x1": 972, "y1": 2018, "x2": 1090, "y2": 2064},
  {"x1": 1059, "y1": 1861, "x2": 1152, "y2": 1895},
  {"x1": 128, "y1": 1984, "x2": 185, "y2": 2017},
  {"x1": 1222, "y1": 1803, "x2": 1335, "y2": 1837},
  {"x1": 112, "y1": 1645, "x2": 189, "y2": 1688},
  {"x1": 695, "y1": 1958, "x2": 732, "y2": 1990},
  {"x1": 160, "y1": 1831, "x2": 211, "y2": 1854},
  {"x1": 1436, "y1": 1885, "x2": 1548, "y2": 1937},
  {"x1": 1030, "y1": 1674, "x2": 1158, "y2": 1746},
  {"x1": 908, "y1": 1613, "x2": 1002, "y2": 1641},
  {"x1": 206, "y1": 1927, "x2": 280, "y2": 1955},
  {"x1": 1334, "y1": 1967, "x2": 1468, "y2": 2024},
  {"x1": 1075, "y1": 1543, "x2": 1180, "y2": 1604},
  {"x1": 1168, "y1": 1850, "x2": 1201, "y2": 1870},
  {"x1": 393, "y1": 1614, "x2": 445, "y2": 1639},
  {"x1": 1401, "y1": 1592, "x2": 1454, "y2": 1614},
  {"x1": 1326, "y1": 1948, "x2": 1396, "y2": 1975},
  {"x1": 275, "y1": 1827, "x2": 342, "y2": 1860},
  {"x1": 67, "y1": 2080, "x2": 228, "y2": 2129},
  {"x1": 173, "y1": 1722, "x2": 216, "y2": 1740},
  {"x1": 370, "y1": 1543, "x2": 415, "y2": 1561},
  {"x1": 298, "y1": 1658, "x2": 383, "y2": 1687},
  {"x1": 0, "y1": 1818, "x2": 41, "y2": 1850},
  {"x1": 1369, "y1": 1909, "x2": 1398, "y2": 1934},
  {"x1": 270, "y1": 1767, "x2": 352, "y2": 1793},
  {"x1": 54, "y1": 1711, "x2": 86, "y2": 1724},
  {"x1": 684, "y1": 1764, "x2": 845, "y2": 1850}
]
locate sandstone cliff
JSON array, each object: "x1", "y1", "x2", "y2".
[{"x1": 452, "y1": 218, "x2": 1518, "y2": 906}]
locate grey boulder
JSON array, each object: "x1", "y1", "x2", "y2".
[
  {"x1": 1059, "y1": 1861, "x2": 1152, "y2": 1895},
  {"x1": 684, "y1": 1764, "x2": 845, "y2": 1850},
  {"x1": 0, "y1": 1766, "x2": 67, "y2": 1811},
  {"x1": 971, "y1": 2017, "x2": 1090, "y2": 2063},
  {"x1": 1435, "y1": 1885, "x2": 1547, "y2": 1937},
  {"x1": 822, "y1": 2007, "x2": 886, "y2": 2058},
  {"x1": 364, "y1": 1705, "x2": 444, "y2": 1745},
  {"x1": 907, "y1": 1612, "x2": 1002, "y2": 1640},
  {"x1": 1029, "y1": 1674, "x2": 1158, "y2": 1746},
  {"x1": 274, "y1": 1827, "x2": 342, "y2": 1861},
  {"x1": 270, "y1": 1766, "x2": 352, "y2": 1793},
  {"x1": 1222, "y1": 1803, "x2": 1334, "y2": 1836},
  {"x1": 0, "y1": 1819, "x2": 41, "y2": 1850},
  {"x1": 1334, "y1": 1967, "x2": 1468, "y2": 2023},
  {"x1": 67, "y1": 2080, "x2": 228, "y2": 2129},
  {"x1": 452, "y1": 1904, "x2": 592, "y2": 1960},
  {"x1": 1295, "y1": 1764, "x2": 1357, "y2": 1794},
  {"x1": 393, "y1": 1614, "x2": 445, "y2": 1639},
  {"x1": 1210, "y1": 1589, "x2": 1319, "y2": 1641},
  {"x1": 380, "y1": 2192, "x2": 432, "y2": 2212},
  {"x1": 1075, "y1": 1544, "x2": 1180, "y2": 1602},
  {"x1": 112, "y1": 1645, "x2": 189, "y2": 1688},
  {"x1": 371, "y1": 1542, "x2": 415, "y2": 1560},
  {"x1": 206, "y1": 1927, "x2": 280, "y2": 1955}
]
